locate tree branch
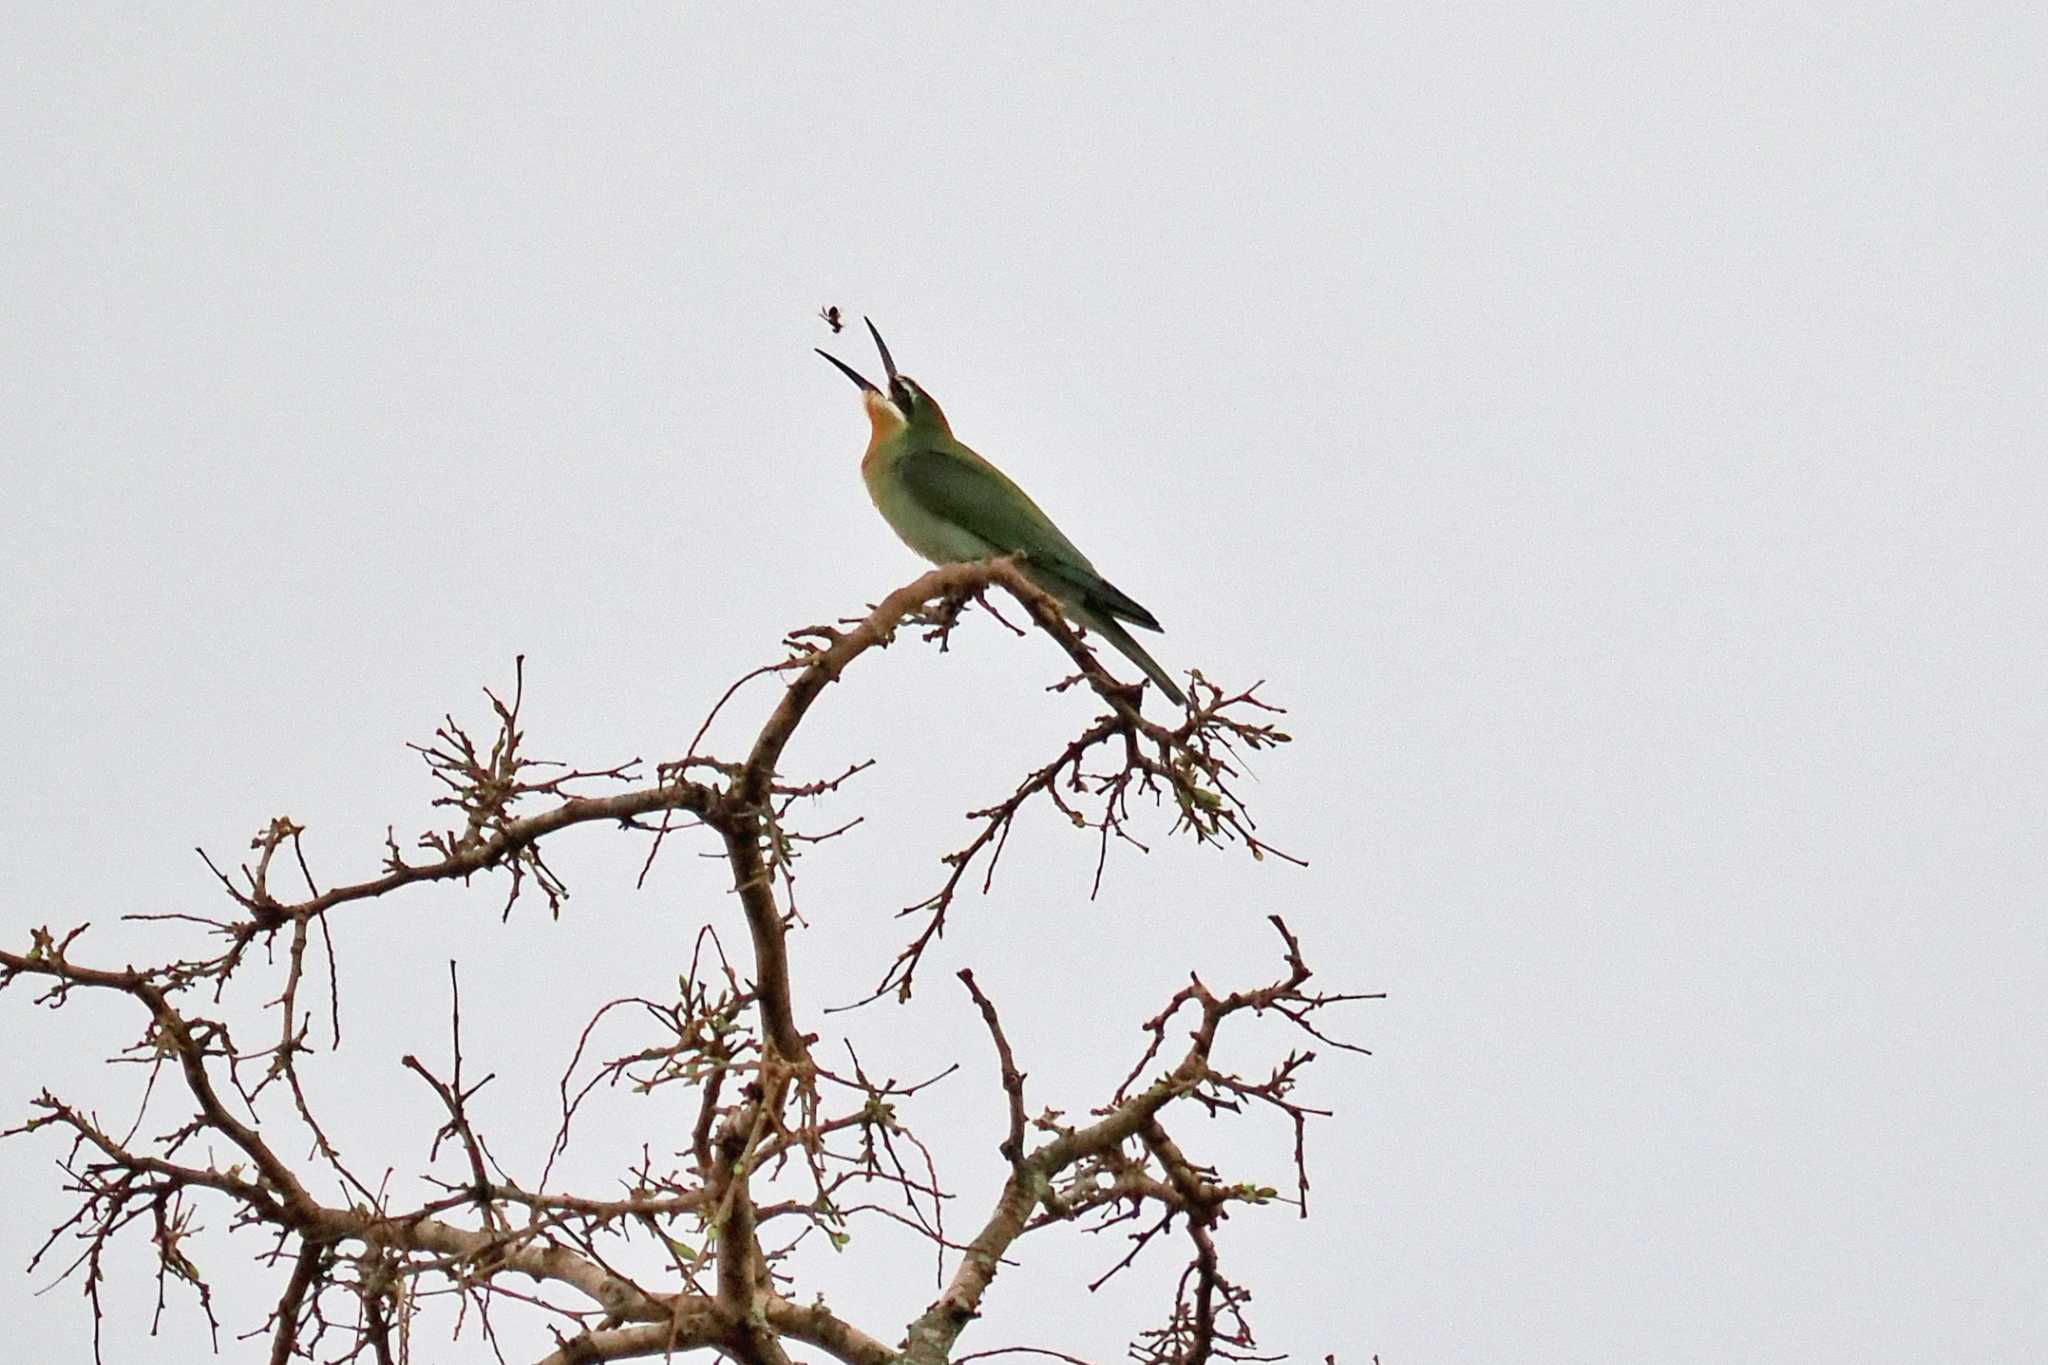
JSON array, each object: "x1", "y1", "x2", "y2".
[{"x1": 3, "y1": 565, "x2": 1355, "y2": 1365}]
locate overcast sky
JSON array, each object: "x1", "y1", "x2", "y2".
[{"x1": 3, "y1": 7, "x2": 2043, "y2": 1363}]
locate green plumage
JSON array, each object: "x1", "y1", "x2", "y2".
[
  {"x1": 841, "y1": 356, "x2": 1186, "y2": 708},
  {"x1": 894, "y1": 449, "x2": 1165, "y2": 631}
]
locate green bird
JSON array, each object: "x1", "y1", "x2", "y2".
[{"x1": 818, "y1": 320, "x2": 1187, "y2": 708}]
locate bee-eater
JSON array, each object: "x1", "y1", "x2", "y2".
[{"x1": 818, "y1": 320, "x2": 1187, "y2": 708}]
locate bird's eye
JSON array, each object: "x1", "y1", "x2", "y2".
[{"x1": 892, "y1": 377, "x2": 917, "y2": 410}]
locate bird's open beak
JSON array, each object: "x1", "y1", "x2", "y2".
[
  {"x1": 815, "y1": 347, "x2": 880, "y2": 395},
  {"x1": 864, "y1": 317, "x2": 899, "y2": 386},
  {"x1": 818, "y1": 317, "x2": 908, "y2": 409}
]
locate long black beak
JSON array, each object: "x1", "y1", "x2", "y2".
[
  {"x1": 864, "y1": 317, "x2": 899, "y2": 386},
  {"x1": 815, "y1": 348, "x2": 880, "y2": 395}
]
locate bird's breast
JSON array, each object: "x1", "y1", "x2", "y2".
[{"x1": 864, "y1": 449, "x2": 995, "y2": 565}]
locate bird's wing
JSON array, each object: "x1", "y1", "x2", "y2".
[{"x1": 895, "y1": 445, "x2": 1165, "y2": 632}]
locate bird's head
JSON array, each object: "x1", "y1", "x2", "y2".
[{"x1": 817, "y1": 319, "x2": 951, "y2": 445}]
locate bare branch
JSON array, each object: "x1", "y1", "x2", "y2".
[
  {"x1": 959, "y1": 970, "x2": 1028, "y2": 1168},
  {"x1": 4, "y1": 566, "x2": 1361, "y2": 1365}
]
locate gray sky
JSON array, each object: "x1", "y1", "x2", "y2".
[{"x1": 3, "y1": 6, "x2": 2043, "y2": 1362}]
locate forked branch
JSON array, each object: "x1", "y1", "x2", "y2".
[{"x1": 3, "y1": 564, "x2": 1364, "y2": 1365}]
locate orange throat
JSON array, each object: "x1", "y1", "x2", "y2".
[{"x1": 860, "y1": 391, "x2": 906, "y2": 467}]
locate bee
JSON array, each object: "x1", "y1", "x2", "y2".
[{"x1": 819, "y1": 305, "x2": 844, "y2": 334}]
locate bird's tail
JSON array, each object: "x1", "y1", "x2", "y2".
[{"x1": 1078, "y1": 609, "x2": 1188, "y2": 709}]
